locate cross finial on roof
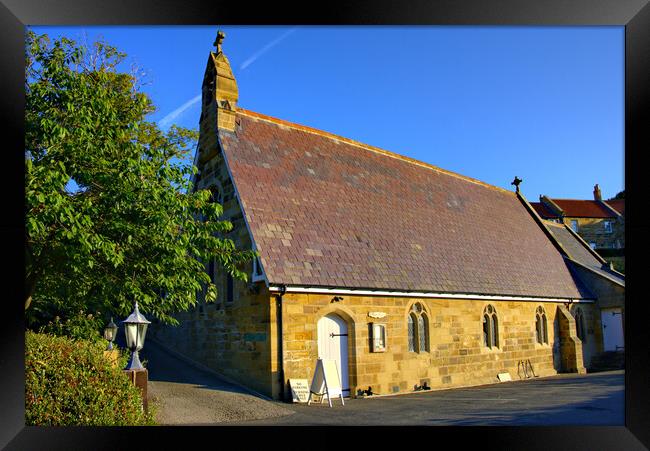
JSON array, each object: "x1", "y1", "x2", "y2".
[
  {"x1": 214, "y1": 30, "x2": 226, "y2": 53},
  {"x1": 511, "y1": 176, "x2": 522, "y2": 192}
]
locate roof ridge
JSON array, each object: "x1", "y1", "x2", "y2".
[
  {"x1": 237, "y1": 108, "x2": 514, "y2": 195},
  {"x1": 542, "y1": 220, "x2": 564, "y2": 228}
]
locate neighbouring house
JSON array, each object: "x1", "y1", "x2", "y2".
[
  {"x1": 516, "y1": 203, "x2": 625, "y2": 370},
  {"x1": 530, "y1": 186, "x2": 625, "y2": 272},
  {"x1": 152, "y1": 32, "x2": 624, "y2": 400}
]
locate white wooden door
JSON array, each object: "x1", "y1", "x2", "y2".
[
  {"x1": 317, "y1": 314, "x2": 350, "y2": 396},
  {"x1": 601, "y1": 309, "x2": 624, "y2": 351}
]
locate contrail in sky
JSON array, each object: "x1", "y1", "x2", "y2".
[
  {"x1": 158, "y1": 94, "x2": 201, "y2": 129},
  {"x1": 240, "y1": 27, "x2": 298, "y2": 71},
  {"x1": 159, "y1": 28, "x2": 298, "y2": 128}
]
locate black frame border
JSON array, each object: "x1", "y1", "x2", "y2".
[{"x1": 2, "y1": 1, "x2": 648, "y2": 449}]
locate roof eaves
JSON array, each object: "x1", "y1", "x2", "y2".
[
  {"x1": 565, "y1": 257, "x2": 625, "y2": 288},
  {"x1": 269, "y1": 283, "x2": 595, "y2": 302}
]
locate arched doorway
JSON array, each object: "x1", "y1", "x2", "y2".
[{"x1": 317, "y1": 313, "x2": 350, "y2": 396}]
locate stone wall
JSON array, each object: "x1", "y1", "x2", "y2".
[
  {"x1": 152, "y1": 284, "x2": 274, "y2": 396},
  {"x1": 567, "y1": 263, "x2": 625, "y2": 366},
  {"x1": 564, "y1": 216, "x2": 624, "y2": 250},
  {"x1": 277, "y1": 293, "x2": 595, "y2": 399},
  {"x1": 556, "y1": 305, "x2": 587, "y2": 373}
]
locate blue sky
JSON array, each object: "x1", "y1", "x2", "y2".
[{"x1": 31, "y1": 26, "x2": 624, "y2": 201}]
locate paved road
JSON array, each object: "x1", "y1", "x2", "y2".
[
  {"x1": 237, "y1": 371, "x2": 625, "y2": 426},
  {"x1": 140, "y1": 340, "x2": 624, "y2": 426}
]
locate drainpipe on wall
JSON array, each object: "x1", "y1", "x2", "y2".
[{"x1": 276, "y1": 284, "x2": 287, "y2": 401}]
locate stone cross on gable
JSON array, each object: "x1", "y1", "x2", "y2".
[{"x1": 214, "y1": 30, "x2": 226, "y2": 53}]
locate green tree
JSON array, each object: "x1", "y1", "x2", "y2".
[
  {"x1": 25, "y1": 31, "x2": 255, "y2": 328},
  {"x1": 611, "y1": 190, "x2": 624, "y2": 200}
]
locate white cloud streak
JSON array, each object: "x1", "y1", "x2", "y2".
[
  {"x1": 240, "y1": 27, "x2": 298, "y2": 71},
  {"x1": 158, "y1": 94, "x2": 202, "y2": 129},
  {"x1": 158, "y1": 28, "x2": 298, "y2": 129}
]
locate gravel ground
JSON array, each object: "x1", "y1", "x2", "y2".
[
  {"x1": 141, "y1": 340, "x2": 294, "y2": 425},
  {"x1": 148, "y1": 380, "x2": 294, "y2": 425}
]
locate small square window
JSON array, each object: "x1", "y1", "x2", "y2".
[
  {"x1": 589, "y1": 242, "x2": 597, "y2": 249},
  {"x1": 604, "y1": 221, "x2": 612, "y2": 233},
  {"x1": 370, "y1": 323, "x2": 386, "y2": 352},
  {"x1": 570, "y1": 220, "x2": 579, "y2": 232}
]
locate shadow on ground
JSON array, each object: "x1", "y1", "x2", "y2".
[
  {"x1": 236, "y1": 371, "x2": 624, "y2": 426},
  {"x1": 138, "y1": 339, "x2": 250, "y2": 396}
]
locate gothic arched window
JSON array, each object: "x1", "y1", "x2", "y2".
[
  {"x1": 483, "y1": 304, "x2": 499, "y2": 349},
  {"x1": 535, "y1": 306, "x2": 548, "y2": 344},
  {"x1": 407, "y1": 302, "x2": 429, "y2": 353}
]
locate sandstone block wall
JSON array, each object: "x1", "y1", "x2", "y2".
[
  {"x1": 565, "y1": 217, "x2": 624, "y2": 250},
  {"x1": 277, "y1": 293, "x2": 596, "y2": 398}
]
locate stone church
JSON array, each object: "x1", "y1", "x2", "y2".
[{"x1": 153, "y1": 32, "x2": 625, "y2": 400}]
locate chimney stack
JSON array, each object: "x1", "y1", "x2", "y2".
[{"x1": 593, "y1": 184, "x2": 602, "y2": 201}]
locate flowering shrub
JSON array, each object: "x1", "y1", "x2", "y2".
[
  {"x1": 25, "y1": 331, "x2": 156, "y2": 425},
  {"x1": 38, "y1": 309, "x2": 105, "y2": 343}
]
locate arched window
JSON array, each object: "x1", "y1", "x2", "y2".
[
  {"x1": 574, "y1": 307, "x2": 586, "y2": 341},
  {"x1": 483, "y1": 304, "x2": 499, "y2": 349},
  {"x1": 418, "y1": 314, "x2": 428, "y2": 352},
  {"x1": 407, "y1": 313, "x2": 416, "y2": 352},
  {"x1": 407, "y1": 302, "x2": 429, "y2": 353},
  {"x1": 535, "y1": 306, "x2": 548, "y2": 344}
]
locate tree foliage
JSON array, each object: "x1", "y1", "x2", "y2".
[{"x1": 25, "y1": 31, "x2": 256, "y2": 328}]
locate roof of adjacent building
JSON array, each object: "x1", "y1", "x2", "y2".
[
  {"x1": 543, "y1": 221, "x2": 624, "y2": 286},
  {"x1": 605, "y1": 199, "x2": 625, "y2": 216},
  {"x1": 531, "y1": 199, "x2": 620, "y2": 219},
  {"x1": 219, "y1": 108, "x2": 593, "y2": 299},
  {"x1": 530, "y1": 202, "x2": 560, "y2": 219}
]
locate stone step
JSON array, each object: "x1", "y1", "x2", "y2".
[{"x1": 589, "y1": 351, "x2": 625, "y2": 372}]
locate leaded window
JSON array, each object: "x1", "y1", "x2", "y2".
[
  {"x1": 483, "y1": 304, "x2": 499, "y2": 349},
  {"x1": 535, "y1": 306, "x2": 548, "y2": 344},
  {"x1": 408, "y1": 313, "x2": 416, "y2": 352},
  {"x1": 418, "y1": 315, "x2": 428, "y2": 352},
  {"x1": 407, "y1": 302, "x2": 429, "y2": 353}
]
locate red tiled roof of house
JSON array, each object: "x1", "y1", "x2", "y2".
[
  {"x1": 530, "y1": 202, "x2": 560, "y2": 219},
  {"x1": 219, "y1": 108, "x2": 591, "y2": 299},
  {"x1": 550, "y1": 199, "x2": 618, "y2": 218},
  {"x1": 605, "y1": 199, "x2": 625, "y2": 216}
]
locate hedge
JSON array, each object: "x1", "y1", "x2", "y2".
[{"x1": 25, "y1": 331, "x2": 156, "y2": 426}]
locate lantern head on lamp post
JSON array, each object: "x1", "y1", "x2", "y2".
[
  {"x1": 122, "y1": 302, "x2": 151, "y2": 371},
  {"x1": 103, "y1": 317, "x2": 118, "y2": 350}
]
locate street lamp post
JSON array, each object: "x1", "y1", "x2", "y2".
[
  {"x1": 122, "y1": 302, "x2": 151, "y2": 371},
  {"x1": 103, "y1": 317, "x2": 118, "y2": 350}
]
